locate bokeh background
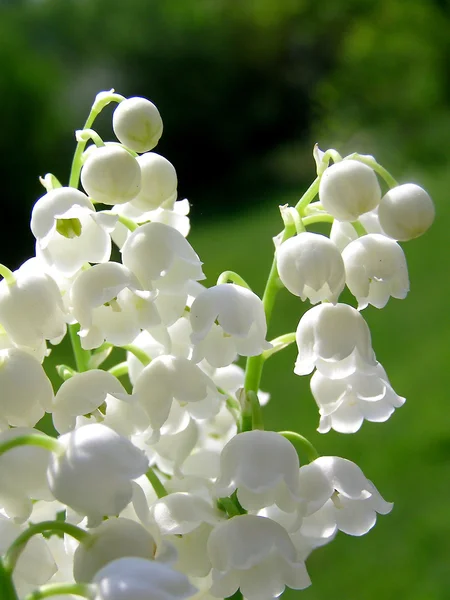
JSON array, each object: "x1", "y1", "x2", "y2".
[{"x1": 1, "y1": 0, "x2": 449, "y2": 598}]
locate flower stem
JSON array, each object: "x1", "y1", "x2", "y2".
[
  {"x1": 262, "y1": 332, "x2": 296, "y2": 360},
  {"x1": 108, "y1": 361, "x2": 129, "y2": 378},
  {"x1": 3, "y1": 521, "x2": 89, "y2": 574},
  {"x1": 69, "y1": 323, "x2": 91, "y2": 373},
  {"x1": 122, "y1": 344, "x2": 151, "y2": 366},
  {"x1": 346, "y1": 153, "x2": 398, "y2": 189},
  {"x1": 0, "y1": 434, "x2": 60, "y2": 459},
  {"x1": 217, "y1": 271, "x2": 252, "y2": 289},
  {"x1": 279, "y1": 430, "x2": 320, "y2": 463},
  {"x1": 24, "y1": 582, "x2": 94, "y2": 600},
  {"x1": 0, "y1": 557, "x2": 18, "y2": 600},
  {"x1": 146, "y1": 467, "x2": 168, "y2": 499},
  {"x1": 0, "y1": 264, "x2": 16, "y2": 286}
]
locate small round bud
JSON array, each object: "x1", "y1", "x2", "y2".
[
  {"x1": 113, "y1": 97, "x2": 163, "y2": 153},
  {"x1": 81, "y1": 145, "x2": 141, "y2": 205},
  {"x1": 378, "y1": 183, "x2": 435, "y2": 241},
  {"x1": 319, "y1": 160, "x2": 381, "y2": 222},
  {"x1": 131, "y1": 152, "x2": 177, "y2": 212},
  {"x1": 276, "y1": 232, "x2": 345, "y2": 304}
]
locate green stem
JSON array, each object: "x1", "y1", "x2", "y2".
[
  {"x1": 351, "y1": 220, "x2": 368, "y2": 237},
  {"x1": 68, "y1": 108, "x2": 100, "y2": 189},
  {"x1": 346, "y1": 153, "x2": 398, "y2": 189},
  {"x1": 262, "y1": 332, "x2": 296, "y2": 360},
  {"x1": 217, "y1": 271, "x2": 252, "y2": 289},
  {"x1": 295, "y1": 177, "x2": 320, "y2": 214},
  {"x1": 0, "y1": 557, "x2": 18, "y2": 600},
  {"x1": 75, "y1": 128, "x2": 104, "y2": 148},
  {"x1": 118, "y1": 214, "x2": 139, "y2": 232},
  {"x1": 4, "y1": 521, "x2": 89, "y2": 574},
  {"x1": 146, "y1": 467, "x2": 168, "y2": 499},
  {"x1": 279, "y1": 431, "x2": 320, "y2": 463},
  {"x1": 108, "y1": 361, "x2": 129, "y2": 378},
  {"x1": 122, "y1": 345, "x2": 151, "y2": 366},
  {"x1": 302, "y1": 213, "x2": 334, "y2": 227},
  {"x1": 69, "y1": 324, "x2": 91, "y2": 373},
  {"x1": 24, "y1": 582, "x2": 93, "y2": 600},
  {"x1": 0, "y1": 264, "x2": 16, "y2": 286},
  {"x1": 0, "y1": 434, "x2": 60, "y2": 459},
  {"x1": 56, "y1": 364, "x2": 77, "y2": 381}
]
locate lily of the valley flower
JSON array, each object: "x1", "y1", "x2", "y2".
[
  {"x1": 378, "y1": 183, "x2": 435, "y2": 241},
  {"x1": 113, "y1": 96, "x2": 163, "y2": 154}
]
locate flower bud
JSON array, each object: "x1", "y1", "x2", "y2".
[
  {"x1": 0, "y1": 347, "x2": 53, "y2": 428},
  {"x1": 207, "y1": 515, "x2": 311, "y2": 599},
  {"x1": 74, "y1": 517, "x2": 156, "y2": 582},
  {"x1": 378, "y1": 183, "x2": 435, "y2": 241},
  {"x1": 342, "y1": 233, "x2": 409, "y2": 309},
  {"x1": 81, "y1": 145, "x2": 141, "y2": 205},
  {"x1": 295, "y1": 303, "x2": 377, "y2": 379},
  {"x1": 215, "y1": 430, "x2": 301, "y2": 511},
  {"x1": 131, "y1": 152, "x2": 177, "y2": 212},
  {"x1": 276, "y1": 232, "x2": 345, "y2": 304},
  {"x1": 319, "y1": 160, "x2": 381, "y2": 221},
  {"x1": 47, "y1": 423, "x2": 149, "y2": 525},
  {"x1": 113, "y1": 97, "x2": 163, "y2": 153},
  {"x1": 93, "y1": 557, "x2": 196, "y2": 600}
]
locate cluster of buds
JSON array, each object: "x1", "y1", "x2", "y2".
[{"x1": 0, "y1": 90, "x2": 434, "y2": 600}]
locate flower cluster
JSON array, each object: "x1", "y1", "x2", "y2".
[{"x1": 0, "y1": 91, "x2": 434, "y2": 600}]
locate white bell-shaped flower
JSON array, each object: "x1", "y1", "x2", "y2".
[
  {"x1": 297, "y1": 456, "x2": 393, "y2": 535},
  {"x1": 152, "y1": 492, "x2": 223, "y2": 577},
  {"x1": 190, "y1": 284, "x2": 270, "y2": 358},
  {"x1": 0, "y1": 347, "x2": 53, "y2": 428},
  {"x1": 113, "y1": 97, "x2": 163, "y2": 153},
  {"x1": 133, "y1": 355, "x2": 222, "y2": 440},
  {"x1": 69, "y1": 262, "x2": 160, "y2": 350},
  {"x1": 93, "y1": 556, "x2": 197, "y2": 600},
  {"x1": 342, "y1": 233, "x2": 409, "y2": 309},
  {"x1": 205, "y1": 363, "x2": 270, "y2": 406},
  {"x1": 207, "y1": 514, "x2": 311, "y2": 599},
  {"x1": 276, "y1": 232, "x2": 345, "y2": 304},
  {"x1": 0, "y1": 514, "x2": 57, "y2": 595},
  {"x1": 294, "y1": 303, "x2": 377, "y2": 379},
  {"x1": 121, "y1": 222, "x2": 205, "y2": 292},
  {"x1": 81, "y1": 145, "x2": 141, "y2": 205},
  {"x1": 73, "y1": 517, "x2": 156, "y2": 582},
  {"x1": 319, "y1": 160, "x2": 381, "y2": 222},
  {"x1": 215, "y1": 430, "x2": 301, "y2": 511},
  {"x1": 378, "y1": 183, "x2": 435, "y2": 241},
  {"x1": 330, "y1": 209, "x2": 383, "y2": 251},
  {"x1": 31, "y1": 187, "x2": 115, "y2": 276},
  {"x1": 47, "y1": 423, "x2": 149, "y2": 525},
  {"x1": 311, "y1": 362, "x2": 405, "y2": 434},
  {"x1": 0, "y1": 259, "x2": 66, "y2": 349},
  {"x1": 130, "y1": 152, "x2": 177, "y2": 212},
  {"x1": 0, "y1": 427, "x2": 53, "y2": 522},
  {"x1": 52, "y1": 369, "x2": 146, "y2": 434},
  {"x1": 150, "y1": 409, "x2": 199, "y2": 476}
]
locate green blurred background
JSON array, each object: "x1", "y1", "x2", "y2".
[{"x1": 1, "y1": 0, "x2": 449, "y2": 598}]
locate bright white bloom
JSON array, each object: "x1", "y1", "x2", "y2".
[
  {"x1": 276, "y1": 232, "x2": 345, "y2": 303},
  {"x1": 47, "y1": 423, "x2": 149, "y2": 525},
  {"x1": 0, "y1": 428, "x2": 53, "y2": 522},
  {"x1": 215, "y1": 430, "x2": 300, "y2": 511},
  {"x1": 207, "y1": 514, "x2": 311, "y2": 599},
  {"x1": 73, "y1": 517, "x2": 156, "y2": 582},
  {"x1": 0, "y1": 259, "x2": 66, "y2": 348},
  {"x1": 152, "y1": 492, "x2": 223, "y2": 577},
  {"x1": 121, "y1": 222, "x2": 205, "y2": 292},
  {"x1": 133, "y1": 355, "x2": 222, "y2": 440},
  {"x1": 93, "y1": 557, "x2": 197, "y2": 600},
  {"x1": 205, "y1": 362, "x2": 270, "y2": 406},
  {"x1": 297, "y1": 456, "x2": 393, "y2": 535},
  {"x1": 342, "y1": 233, "x2": 409, "y2": 309},
  {"x1": 31, "y1": 187, "x2": 116, "y2": 276},
  {"x1": 294, "y1": 303, "x2": 377, "y2": 379},
  {"x1": 0, "y1": 347, "x2": 53, "y2": 428},
  {"x1": 81, "y1": 145, "x2": 141, "y2": 205},
  {"x1": 330, "y1": 209, "x2": 383, "y2": 251},
  {"x1": 69, "y1": 262, "x2": 160, "y2": 350},
  {"x1": 319, "y1": 160, "x2": 381, "y2": 221},
  {"x1": 311, "y1": 363, "x2": 406, "y2": 433},
  {"x1": 113, "y1": 97, "x2": 163, "y2": 153},
  {"x1": 52, "y1": 369, "x2": 146, "y2": 434},
  {"x1": 190, "y1": 284, "x2": 270, "y2": 359},
  {"x1": 378, "y1": 183, "x2": 435, "y2": 241},
  {"x1": 0, "y1": 513, "x2": 57, "y2": 596},
  {"x1": 131, "y1": 152, "x2": 177, "y2": 212}
]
